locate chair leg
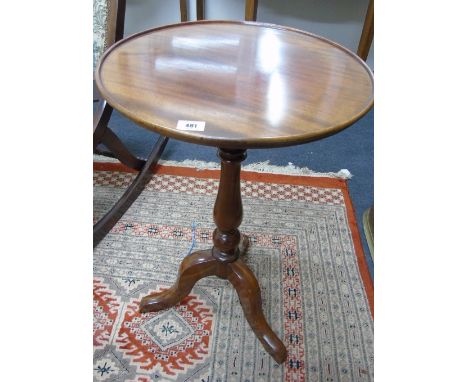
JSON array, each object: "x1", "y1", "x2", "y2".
[
  {"x1": 196, "y1": 0, "x2": 204, "y2": 20},
  {"x1": 245, "y1": 0, "x2": 258, "y2": 21},
  {"x1": 93, "y1": 99, "x2": 145, "y2": 170},
  {"x1": 93, "y1": 135, "x2": 169, "y2": 247},
  {"x1": 93, "y1": 101, "x2": 113, "y2": 148},
  {"x1": 179, "y1": 0, "x2": 188, "y2": 22},
  {"x1": 357, "y1": 0, "x2": 374, "y2": 61},
  {"x1": 99, "y1": 127, "x2": 146, "y2": 170}
]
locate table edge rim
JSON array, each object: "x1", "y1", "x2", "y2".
[{"x1": 95, "y1": 19, "x2": 374, "y2": 149}]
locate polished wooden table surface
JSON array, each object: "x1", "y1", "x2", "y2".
[
  {"x1": 96, "y1": 20, "x2": 373, "y2": 149},
  {"x1": 95, "y1": 20, "x2": 373, "y2": 365}
]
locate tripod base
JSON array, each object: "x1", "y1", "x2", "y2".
[{"x1": 140, "y1": 246, "x2": 287, "y2": 364}]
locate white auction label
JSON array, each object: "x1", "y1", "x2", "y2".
[{"x1": 176, "y1": 120, "x2": 206, "y2": 131}]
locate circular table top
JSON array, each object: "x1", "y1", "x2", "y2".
[{"x1": 96, "y1": 20, "x2": 374, "y2": 149}]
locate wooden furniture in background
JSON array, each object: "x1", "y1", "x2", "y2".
[
  {"x1": 245, "y1": 0, "x2": 259, "y2": 21},
  {"x1": 357, "y1": 0, "x2": 373, "y2": 61},
  {"x1": 96, "y1": 20, "x2": 374, "y2": 363},
  {"x1": 179, "y1": 0, "x2": 258, "y2": 22},
  {"x1": 93, "y1": 0, "x2": 170, "y2": 247}
]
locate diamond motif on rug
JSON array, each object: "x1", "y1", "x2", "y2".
[
  {"x1": 93, "y1": 345, "x2": 133, "y2": 382},
  {"x1": 142, "y1": 309, "x2": 195, "y2": 351},
  {"x1": 93, "y1": 356, "x2": 124, "y2": 382},
  {"x1": 94, "y1": 358, "x2": 120, "y2": 381},
  {"x1": 115, "y1": 293, "x2": 214, "y2": 379}
]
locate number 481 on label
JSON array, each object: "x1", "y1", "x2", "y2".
[{"x1": 176, "y1": 120, "x2": 206, "y2": 131}]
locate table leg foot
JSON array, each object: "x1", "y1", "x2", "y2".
[
  {"x1": 140, "y1": 249, "x2": 217, "y2": 313},
  {"x1": 227, "y1": 258, "x2": 288, "y2": 364}
]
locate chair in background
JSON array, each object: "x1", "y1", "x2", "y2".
[
  {"x1": 357, "y1": 0, "x2": 374, "y2": 61},
  {"x1": 179, "y1": 0, "x2": 258, "y2": 21},
  {"x1": 93, "y1": 0, "x2": 170, "y2": 247}
]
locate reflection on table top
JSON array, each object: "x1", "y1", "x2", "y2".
[{"x1": 96, "y1": 21, "x2": 373, "y2": 149}]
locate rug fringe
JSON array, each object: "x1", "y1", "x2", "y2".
[{"x1": 93, "y1": 155, "x2": 352, "y2": 179}]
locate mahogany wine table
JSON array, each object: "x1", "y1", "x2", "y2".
[{"x1": 95, "y1": 20, "x2": 374, "y2": 364}]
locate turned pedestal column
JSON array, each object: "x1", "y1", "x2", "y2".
[{"x1": 139, "y1": 148, "x2": 287, "y2": 364}]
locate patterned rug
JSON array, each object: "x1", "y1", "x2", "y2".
[{"x1": 93, "y1": 162, "x2": 374, "y2": 382}]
